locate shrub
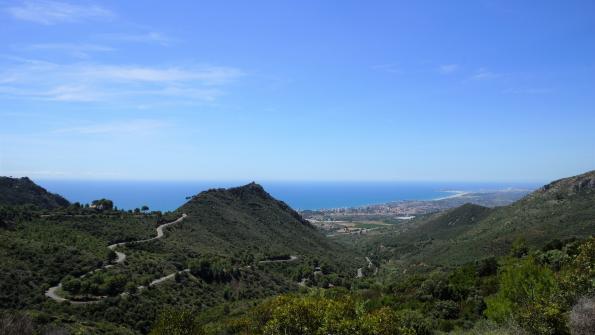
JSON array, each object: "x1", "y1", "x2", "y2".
[
  {"x1": 509, "y1": 238, "x2": 529, "y2": 258},
  {"x1": 150, "y1": 308, "x2": 202, "y2": 335},
  {"x1": 485, "y1": 257, "x2": 568, "y2": 334},
  {"x1": 433, "y1": 300, "x2": 459, "y2": 319},
  {"x1": 477, "y1": 257, "x2": 498, "y2": 277},
  {"x1": 359, "y1": 307, "x2": 415, "y2": 335}
]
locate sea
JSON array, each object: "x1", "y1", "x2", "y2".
[{"x1": 35, "y1": 180, "x2": 540, "y2": 212}]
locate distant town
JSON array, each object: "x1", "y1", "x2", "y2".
[{"x1": 301, "y1": 189, "x2": 531, "y2": 235}]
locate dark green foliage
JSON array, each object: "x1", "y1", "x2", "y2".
[
  {"x1": 188, "y1": 257, "x2": 233, "y2": 283},
  {"x1": 192, "y1": 238, "x2": 593, "y2": 335},
  {"x1": 484, "y1": 257, "x2": 562, "y2": 328},
  {"x1": 0, "y1": 205, "x2": 33, "y2": 229},
  {"x1": 91, "y1": 199, "x2": 114, "y2": 210},
  {"x1": 150, "y1": 308, "x2": 202, "y2": 335},
  {"x1": 0, "y1": 177, "x2": 69, "y2": 209},
  {"x1": 476, "y1": 257, "x2": 498, "y2": 277},
  {"x1": 195, "y1": 292, "x2": 417, "y2": 334},
  {"x1": 1, "y1": 174, "x2": 594, "y2": 334},
  {"x1": 1, "y1": 182, "x2": 361, "y2": 333},
  {"x1": 509, "y1": 237, "x2": 529, "y2": 258},
  {"x1": 0, "y1": 212, "x2": 157, "y2": 308}
]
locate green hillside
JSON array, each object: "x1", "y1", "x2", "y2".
[
  {"x1": 0, "y1": 180, "x2": 362, "y2": 334},
  {"x1": 1, "y1": 174, "x2": 593, "y2": 335},
  {"x1": 172, "y1": 182, "x2": 354, "y2": 262},
  {"x1": 361, "y1": 170, "x2": 595, "y2": 265},
  {"x1": 0, "y1": 177, "x2": 69, "y2": 209}
]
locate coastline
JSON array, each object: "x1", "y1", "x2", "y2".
[{"x1": 433, "y1": 190, "x2": 469, "y2": 201}]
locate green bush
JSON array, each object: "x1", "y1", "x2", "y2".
[
  {"x1": 485, "y1": 257, "x2": 568, "y2": 334},
  {"x1": 150, "y1": 308, "x2": 202, "y2": 335}
]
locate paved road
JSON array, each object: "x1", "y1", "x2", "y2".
[
  {"x1": 258, "y1": 255, "x2": 299, "y2": 264},
  {"x1": 45, "y1": 214, "x2": 187, "y2": 304}
]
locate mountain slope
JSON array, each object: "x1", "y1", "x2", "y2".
[
  {"x1": 0, "y1": 177, "x2": 69, "y2": 209},
  {"x1": 372, "y1": 170, "x2": 595, "y2": 265},
  {"x1": 169, "y1": 182, "x2": 358, "y2": 264},
  {"x1": 0, "y1": 180, "x2": 362, "y2": 333}
]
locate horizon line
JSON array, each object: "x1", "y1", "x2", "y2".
[{"x1": 17, "y1": 176, "x2": 546, "y2": 185}]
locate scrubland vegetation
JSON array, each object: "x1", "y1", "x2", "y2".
[{"x1": 0, "y1": 172, "x2": 594, "y2": 334}]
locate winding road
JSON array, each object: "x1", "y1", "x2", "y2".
[
  {"x1": 45, "y1": 214, "x2": 188, "y2": 304},
  {"x1": 258, "y1": 255, "x2": 299, "y2": 264}
]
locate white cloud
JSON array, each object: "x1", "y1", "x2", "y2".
[
  {"x1": 438, "y1": 64, "x2": 459, "y2": 75},
  {"x1": 23, "y1": 43, "x2": 114, "y2": 58},
  {"x1": 0, "y1": 59, "x2": 244, "y2": 102},
  {"x1": 98, "y1": 32, "x2": 173, "y2": 46},
  {"x1": 43, "y1": 85, "x2": 101, "y2": 101},
  {"x1": 80, "y1": 65, "x2": 243, "y2": 85},
  {"x1": 6, "y1": 0, "x2": 114, "y2": 25},
  {"x1": 471, "y1": 67, "x2": 501, "y2": 80},
  {"x1": 54, "y1": 119, "x2": 168, "y2": 135}
]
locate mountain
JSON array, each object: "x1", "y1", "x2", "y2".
[
  {"x1": 370, "y1": 170, "x2": 595, "y2": 265},
  {"x1": 172, "y1": 182, "x2": 358, "y2": 264},
  {"x1": 0, "y1": 180, "x2": 361, "y2": 334},
  {"x1": 0, "y1": 176, "x2": 69, "y2": 209}
]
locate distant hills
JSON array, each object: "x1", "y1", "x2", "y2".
[
  {"x1": 370, "y1": 170, "x2": 595, "y2": 265},
  {"x1": 0, "y1": 177, "x2": 69, "y2": 209}
]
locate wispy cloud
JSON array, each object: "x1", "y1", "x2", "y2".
[
  {"x1": 22, "y1": 43, "x2": 114, "y2": 58},
  {"x1": 0, "y1": 59, "x2": 244, "y2": 102},
  {"x1": 80, "y1": 65, "x2": 242, "y2": 85},
  {"x1": 54, "y1": 119, "x2": 169, "y2": 135},
  {"x1": 6, "y1": 0, "x2": 114, "y2": 25},
  {"x1": 98, "y1": 32, "x2": 174, "y2": 46},
  {"x1": 438, "y1": 64, "x2": 459, "y2": 75},
  {"x1": 25, "y1": 43, "x2": 113, "y2": 52},
  {"x1": 470, "y1": 67, "x2": 501, "y2": 80}
]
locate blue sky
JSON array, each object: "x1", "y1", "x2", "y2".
[{"x1": 0, "y1": 0, "x2": 594, "y2": 182}]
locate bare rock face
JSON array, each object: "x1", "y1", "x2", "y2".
[
  {"x1": 574, "y1": 176, "x2": 595, "y2": 193},
  {"x1": 533, "y1": 170, "x2": 595, "y2": 199}
]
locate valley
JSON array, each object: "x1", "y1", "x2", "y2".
[{"x1": 0, "y1": 172, "x2": 594, "y2": 334}]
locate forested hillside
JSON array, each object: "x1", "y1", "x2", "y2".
[
  {"x1": 0, "y1": 174, "x2": 593, "y2": 334},
  {"x1": 0, "y1": 177, "x2": 69, "y2": 209},
  {"x1": 0, "y1": 180, "x2": 363, "y2": 334},
  {"x1": 356, "y1": 170, "x2": 595, "y2": 265}
]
